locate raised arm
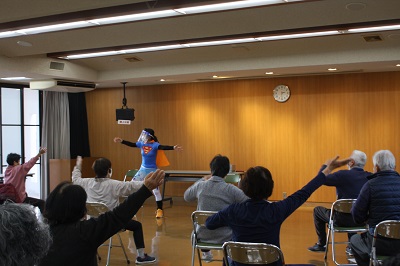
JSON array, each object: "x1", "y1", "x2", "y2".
[
  {"x1": 158, "y1": 144, "x2": 183, "y2": 151},
  {"x1": 71, "y1": 156, "x2": 85, "y2": 185},
  {"x1": 114, "y1": 137, "x2": 137, "y2": 147},
  {"x1": 22, "y1": 147, "x2": 47, "y2": 172},
  {"x1": 322, "y1": 156, "x2": 351, "y2": 176}
]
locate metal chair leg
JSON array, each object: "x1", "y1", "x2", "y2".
[
  {"x1": 324, "y1": 226, "x2": 331, "y2": 260},
  {"x1": 191, "y1": 235, "x2": 196, "y2": 266},
  {"x1": 197, "y1": 248, "x2": 203, "y2": 266},
  {"x1": 106, "y1": 236, "x2": 112, "y2": 266},
  {"x1": 117, "y1": 233, "x2": 130, "y2": 264}
]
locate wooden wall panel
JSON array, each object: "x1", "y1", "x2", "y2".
[
  {"x1": 86, "y1": 72, "x2": 400, "y2": 202},
  {"x1": 49, "y1": 157, "x2": 99, "y2": 191}
]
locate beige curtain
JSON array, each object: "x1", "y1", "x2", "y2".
[{"x1": 40, "y1": 91, "x2": 70, "y2": 198}]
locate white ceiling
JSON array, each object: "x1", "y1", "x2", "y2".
[{"x1": 0, "y1": 0, "x2": 399, "y2": 89}]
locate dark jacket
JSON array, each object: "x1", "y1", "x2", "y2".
[
  {"x1": 206, "y1": 172, "x2": 327, "y2": 266},
  {"x1": 321, "y1": 165, "x2": 371, "y2": 199},
  {"x1": 352, "y1": 170, "x2": 400, "y2": 235},
  {"x1": 39, "y1": 185, "x2": 152, "y2": 266}
]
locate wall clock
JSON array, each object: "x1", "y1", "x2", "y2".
[{"x1": 273, "y1": 85, "x2": 290, "y2": 103}]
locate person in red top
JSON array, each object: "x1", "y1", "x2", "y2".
[{"x1": 4, "y1": 147, "x2": 47, "y2": 212}]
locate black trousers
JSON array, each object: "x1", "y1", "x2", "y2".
[
  {"x1": 350, "y1": 232, "x2": 400, "y2": 266},
  {"x1": 125, "y1": 219, "x2": 145, "y2": 249},
  {"x1": 313, "y1": 206, "x2": 361, "y2": 245}
]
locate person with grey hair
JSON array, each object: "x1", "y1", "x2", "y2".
[
  {"x1": 350, "y1": 150, "x2": 400, "y2": 266},
  {"x1": 0, "y1": 202, "x2": 52, "y2": 266},
  {"x1": 308, "y1": 150, "x2": 371, "y2": 254}
]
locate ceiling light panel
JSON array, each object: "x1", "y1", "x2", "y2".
[
  {"x1": 88, "y1": 10, "x2": 180, "y2": 25},
  {"x1": 17, "y1": 21, "x2": 94, "y2": 35},
  {"x1": 175, "y1": 0, "x2": 284, "y2": 14},
  {"x1": 187, "y1": 38, "x2": 257, "y2": 47},
  {"x1": 257, "y1": 30, "x2": 338, "y2": 41},
  {"x1": 0, "y1": 0, "x2": 308, "y2": 39},
  {"x1": 348, "y1": 24, "x2": 400, "y2": 33}
]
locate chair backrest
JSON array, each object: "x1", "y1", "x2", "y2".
[
  {"x1": 328, "y1": 198, "x2": 356, "y2": 223},
  {"x1": 332, "y1": 199, "x2": 356, "y2": 214},
  {"x1": 225, "y1": 174, "x2": 241, "y2": 185},
  {"x1": 223, "y1": 241, "x2": 285, "y2": 265},
  {"x1": 86, "y1": 202, "x2": 110, "y2": 218},
  {"x1": 374, "y1": 220, "x2": 400, "y2": 240},
  {"x1": 370, "y1": 220, "x2": 400, "y2": 265},
  {"x1": 123, "y1": 169, "x2": 138, "y2": 182},
  {"x1": 191, "y1": 210, "x2": 218, "y2": 229}
]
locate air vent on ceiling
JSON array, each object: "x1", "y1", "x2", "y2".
[
  {"x1": 363, "y1": 35, "x2": 383, "y2": 42},
  {"x1": 50, "y1": 61, "x2": 65, "y2": 70},
  {"x1": 124, "y1": 56, "x2": 143, "y2": 62}
]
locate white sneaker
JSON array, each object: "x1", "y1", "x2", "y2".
[
  {"x1": 348, "y1": 258, "x2": 356, "y2": 264},
  {"x1": 202, "y1": 253, "x2": 213, "y2": 263}
]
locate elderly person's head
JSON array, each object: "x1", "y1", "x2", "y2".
[
  {"x1": 349, "y1": 150, "x2": 367, "y2": 168},
  {"x1": 239, "y1": 166, "x2": 274, "y2": 200},
  {"x1": 43, "y1": 181, "x2": 87, "y2": 225},
  {"x1": 210, "y1": 154, "x2": 230, "y2": 178},
  {"x1": 92, "y1": 157, "x2": 112, "y2": 178},
  {"x1": 0, "y1": 203, "x2": 52, "y2": 266},
  {"x1": 373, "y1": 150, "x2": 396, "y2": 172}
]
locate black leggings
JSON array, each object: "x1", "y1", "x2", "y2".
[{"x1": 125, "y1": 219, "x2": 145, "y2": 249}]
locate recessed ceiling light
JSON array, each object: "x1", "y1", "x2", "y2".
[
  {"x1": 328, "y1": 68, "x2": 337, "y2": 71},
  {"x1": 396, "y1": 64, "x2": 400, "y2": 67},
  {"x1": 17, "y1": 41, "x2": 32, "y2": 47},
  {"x1": 213, "y1": 75, "x2": 218, "y2": 78},
  {"x1": 160, "y1": 79, "x2": 165, "y2": 82},
  {"x1": 345, "y1": 3, "x2": 367, "y2": 11},
  {"x1": 265, "y1": 72, "x2": 274, "y2": 75}
]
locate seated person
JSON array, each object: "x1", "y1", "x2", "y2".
[
  {"x1": 39, "y1": 169, "x2": 164, "y2": 266},
  {"x1": 72, "y1": 156, "x2": 155, "y2": 264},
  {"x1": 308, "y1": 150, "x2": 370, "y2": 253},
  {"x1": 3, "y1": 147, "x2": 47, "y2": 212},
  {"x1": 206, "y1": 156, "x2": 351, "y2": 266},
  {"x1": 0, "y1": 202, "x2": 52, "y2": 266},
  {"x1": 184, "y1": 154, "x2": 248, "y2": 261},
  {"x1": 350, "y1": 150, "x2": 400, "y2": 266}
]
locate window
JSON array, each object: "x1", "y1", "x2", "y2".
[{"x1": 1, "y1": 84, "x2": 42, "y2": 198}]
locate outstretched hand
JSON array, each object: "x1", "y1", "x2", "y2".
[
  {"x1": 76, "y1": 156, "x2": 83, "y2": 168},
  {"x1": 322, "y1": 156, "x2": 352, "y2": 176},
  {"x1": 39, "y1": 147, "x2": 47, "y2": 155},
  {"x1": 144, "y1": 169, "x2": 165, "y2": 191},
  {"x1": 174, "y1": 145, "x2": 183, "y2": 151},
  {"x1": 114, "y1": 137, "x2": 122, "y2": 143}
]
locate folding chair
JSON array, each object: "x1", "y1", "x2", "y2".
[
  {"x1": 223, "y1": 241, "x2": 285, "y2": 265},
  {"x1": 86, "y1": 202, "x2": 130, "y2": 265},
  {"x1": 324, "y1": 199, "x2": 368, "y2": 265},
  {"x1": 124, "y1": 169, "x2": 139, "y2": 182},
  {"x1": 191, "y1": 210, "x2": 223, "y2": 266},
  {"x1": 225, "y1": 173, "x2": 241, "y2": 185},
  {"x1": 370, "y1": 220, "x2": 400, "y2": 266}
]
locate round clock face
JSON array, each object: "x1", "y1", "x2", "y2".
[{"x1": 273, "y1": 85, "x2": 290, "y2": 103}]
